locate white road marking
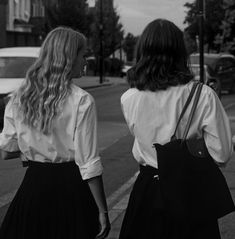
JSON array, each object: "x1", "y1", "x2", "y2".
[
  {"x1": 224, "y1": 102, "x2": 235, "y2": 111},
  {"x1": 0, "y1": 190, "x2": 17, "y2": 208},
  {"x1": 107, "y1": 172, "x2": 138, "y2": 224},
  {"x1": 107, "y1": 172, "x2": 138, "y2": 208}
]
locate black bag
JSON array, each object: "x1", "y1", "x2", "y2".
[{"x1": 153, "y1": 82, "x2": 235, "y2": 221}]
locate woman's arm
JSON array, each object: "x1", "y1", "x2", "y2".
[
  {"x1": 73, "y1": 94, "x2": 110, "y2": 238},
  {"x1": 203, "y1": 87, "x2": 233, "y2": 165},
  {"x1": 87, "y1": 176, "x2": 110, "y2": 239},
  {"x1": 0, "y1": 99, "x2": 19, "y2": 155}
]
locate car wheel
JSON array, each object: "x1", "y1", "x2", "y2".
[{"x1": 208, "y1": 78, "x2": 221, "y2": 99}]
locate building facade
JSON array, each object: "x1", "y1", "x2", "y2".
[
  {"x1": 0, "y1": 0, "x2": 45, "y2": 48},
  {"x1": 0, "y1": 0, "x2": 7, "y2": 48}
]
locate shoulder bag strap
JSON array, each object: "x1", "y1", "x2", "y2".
[
  {"x1": 171, "y1": 81, "x2": 199, "y2": 140},
  {"x1": 182, "y1": 82, "x2": 203, "y2": 141}
]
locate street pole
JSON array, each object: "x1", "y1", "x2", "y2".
[
  {"x1": 99, "y1": 0, "x2": 104, "y2": 84},
  {"x1": 120, "y1": 40, "x2": 123, "y2": 62},
  {"x1": 198, "y1": 0, "x2": 204, "y2": 83}
]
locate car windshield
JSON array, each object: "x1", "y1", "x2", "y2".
[
  {"x1": 0, "y1": 57, "x2": 36, "y2": 78},
  {"x1": 190, "y1": 64, "x2": 207, "y2": 81},
  {"x1": 190, "y1": 55, "x2": 218, "y2": 66}
]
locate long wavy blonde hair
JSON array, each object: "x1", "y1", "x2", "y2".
[{"x1": 15, "y1": 27, "x2": 86, "y2": 134}]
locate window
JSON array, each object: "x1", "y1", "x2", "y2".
[
  {"x1": 32, "y1": 0, "x2": 45, "y2": 17},
  {"x1": 14, "y1": 0, "x2": 19, "y2": 18},
  {"x1": 216, "y1": 58, "x2": 235, "y2": 73}
]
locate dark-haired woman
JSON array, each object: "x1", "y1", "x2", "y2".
[
  {"x1": 0, "y1": 27, "x2": 110, "y2": 239},
  {"x1": 119, "y1": 19, "x2": 233, "y2": 239}
]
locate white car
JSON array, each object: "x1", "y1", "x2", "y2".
[
  {"x1": 121, "y1": 63, "x2": 132, "y2": 77},
  {"x1": 190, "y1": 64, "x2": 208, "y2": 83},
  {"x1": 0, "y1": 47, "x2": 40, "y2": 128}
]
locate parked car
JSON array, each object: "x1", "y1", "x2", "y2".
[
  {"x1": 121, "y1": 62, "x2": 133, "y2": 77},
  {"x1": 190, "y1": 63, "x2": 222, "y2": 98},
  {"x1": 0, "y1": 47, "x2": 40, "y2": 128},
  {"x1": 190, "y1": 53, "x2": 235, "y2": 96}
]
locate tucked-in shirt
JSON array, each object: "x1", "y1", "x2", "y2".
[
  {"x1": 0, "y1": 84, "x2": 103, "y2": 180},
  {"x1": 121, "y1": 81, "x2": 233, "y2": 169}
]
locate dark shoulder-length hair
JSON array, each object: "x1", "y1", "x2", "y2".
[{"x1": 127, "y1": 18, "x2": 193, "y2": 91}]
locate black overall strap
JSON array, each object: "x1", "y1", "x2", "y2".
[
  {"x1": 171, "y1": 81, "x2": 199, "y2": 141},
  {"x1": 182, "y1": 82, "x2": 203, "y2": 141}
]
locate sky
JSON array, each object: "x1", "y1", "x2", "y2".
[{"x1": 113, "y1": 0, "x2": 195, "y2": 36}]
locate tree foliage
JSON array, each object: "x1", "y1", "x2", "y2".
[
  {"x1": 122, "y1": 33, "x2": 138, "y2": 62},
  {"x1": 216, "y1": 0, "x2": 235, "y2": 54},
  {"x1": 91, "y1": 7, "x2": 124, "y2": 58},
  {"x1": 184, "y1": 31, "x2": 197, "y2": 54},
  {"x1": 43, "y1": 0, "x2": 91, "y2": 36},
  {"x1": 184, "y1": 0, "x2": 225, "y2": 52}
]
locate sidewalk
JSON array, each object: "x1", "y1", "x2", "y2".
[{"x1": 74, "y1": 76, "x2": 127, "y2": 89}]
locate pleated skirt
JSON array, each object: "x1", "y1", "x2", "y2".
[
  {"x1": 119, "y1": 165, "x2": 221, "y2": 239},
  {"x1": 0, "y1": 161, "x2": 99, "y2": 239}
]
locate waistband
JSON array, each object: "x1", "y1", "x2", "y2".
[
  {"x1": 139, "y1": 164, "x2": 159, "y2": 177},
  {"x1": 25, "y1": 160, "x2": 76, "y2": 168}
]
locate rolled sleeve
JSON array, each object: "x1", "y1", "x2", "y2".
[
  {"x1": 74, "y1": 94, "x2": 103, "y2": 180},
  {"x1": 0, "y1": 100, "x2": 19, "y2": 152},
  {"x1": 79, "y1": 157, "x2": 103, "y2": 180},
  {"x1": 203, "y1": 89, "x2": 233, "y2": 164}
]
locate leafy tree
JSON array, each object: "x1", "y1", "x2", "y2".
[
  {"x1": 216, "y1": 0, "x2": 235, "y2": 54},
  {"x1": 184, "y1": 31, "x2": 197, "y2": 54},
  {"x1": 91, "y1": 7, "x2": 124, "y2": 58},
  {"x1": 90, "y1": 6, "x2": 124, "y2": 75},
  {"x1": 184, "y1": 0, "x2": 225, "y2": 52},
  {"x1": 123, "y1": 33, "x2": 138, "y2": 62},
  {"x1": 43, "y1": 0, "x2": 91, "y2": 36}
]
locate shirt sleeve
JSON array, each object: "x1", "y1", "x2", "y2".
[
  {"x1": 202, "y1": 88, "x2": 233, "y2": 164},
  {"x1": 73, "y1": 94, "x2": 103, "y2": 180},
  {"x1": 120, "y1": 90, "x2": 137, "y2": 136},
  {"x1": 0, "y1": 99, "x2": 19, "y2": 152}
]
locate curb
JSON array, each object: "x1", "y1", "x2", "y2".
[{"x1": 82, "y1": 83, "x2": 113, "y2": 90}]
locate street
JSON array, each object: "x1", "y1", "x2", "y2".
[{"x1": 0, "y1": 83, "x2": 235, "y2": 239}]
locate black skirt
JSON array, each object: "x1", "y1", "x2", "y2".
[
  {"x1": 0, "y1": 161, "x2": 99, "y2": 239},
  {"x1": 119, "y1": 165, "x2": 221, "y2": 239}
]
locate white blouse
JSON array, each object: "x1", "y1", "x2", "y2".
[
  {"x1": 0, "y1": 84, "x2": 103, "y2": 180},
  {"x1": 121, "y1": 81, "x2": 233, "y2": 169}
]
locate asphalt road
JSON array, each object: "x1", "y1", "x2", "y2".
[{"x1": 88, "y1": 84, "x2": 139, "y2": 196}]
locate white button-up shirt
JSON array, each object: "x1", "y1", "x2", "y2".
[
  {"x1": 121, "y1": 81, "x2": 233, "y2": 169},
  {"x1": 0, "y1": 84, "x2": 103, "y2": 180}
]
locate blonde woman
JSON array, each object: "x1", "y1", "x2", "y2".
[{"x1": 0, "y1": 27, "x2": 110, "y2": 239}]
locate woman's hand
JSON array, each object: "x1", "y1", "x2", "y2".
[{"x1": 95, "y1": 212, "x2": 111, "y2": 239}]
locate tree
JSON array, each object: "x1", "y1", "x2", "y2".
[
  {"x1": 91, "y1": 7, "x2": 124, "y2": 58},
  {"x1": 89, "y1": 6, "x2": 124, "y2": 75},
  {"x1": 122, "y1": 33, "x2": 138, "y2": 62},
  {"x1": 184, "y1": 31, "x2": 197, "y2": 54},
  {"x1": 216, "y1": 0, "x2": 235, "y2": 54},
  {"x1": 43, "y1": 0, "x2": 91, "y2": 36},
  {"x1": 184, "y1": 0, "x2": 225, "y2": 52}
]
